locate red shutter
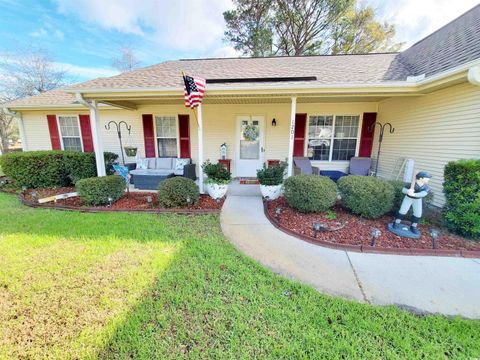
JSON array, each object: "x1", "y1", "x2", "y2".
[
  {"x1": 178, "y1": 114, "x2": 191, "y2": 158},
  {"x1": 47, "y1": 115, "x2": 61, "y2": 150},
  {"x1": 359, "y1": 112, "x2": 377, "y2": 157},
  {"x1": 79, "y1": 114, "x2": 94, "y2": 152},
  {"x1": 142, "y1": 114, "x2": 156, "y2": 157},
  {"x1": 293, "y1": 113, "x2": 307, "y2": 156}
]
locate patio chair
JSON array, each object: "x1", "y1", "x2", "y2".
[
  {"x1": 348, "y1": 157, "x2": 372, "y2": 176},
  {"x1": 293, "y1": 157, "x2": 320, "y2": 175}
]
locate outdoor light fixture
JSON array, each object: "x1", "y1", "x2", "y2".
[
  {"x1": 275, "y1": 207, "x2": 281, "y2": 221},
  {"x1": 313, "y1": 222, "x2": 325, "y2": 238},
  {"x1": 146, "y1": 195, "x2": 153, "y2": 208},
  {"x1": 371, "y1": 227, "x2": 381, "y2": 246},
  {"x1": 22, "y1": 186, "x2": 27, "y2": 195},
  {"x1": 429, "y1": 228, "x2": 439, "y2": 249},
  {"x1": 31, "y1": 191, "x2": 38, "y2": 203},
  {"x1": 271, "y1": 118, "x2": 277, "y2": 127},
  {"x1": 107, "y1": 196, "x2": 113, "y2": 208}
]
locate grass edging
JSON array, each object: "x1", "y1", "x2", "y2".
[
  {"x1": 263, "y1": 201, "x2": 480, "y2": 259},
  {"x1": 18, "y1": 193, "x2": 221, "y2": 215}
]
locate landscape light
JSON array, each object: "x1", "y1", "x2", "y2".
[
  {"x1": 371, "y1": 227, "x2": 381, "y2": 246},
  {"x1": 146, "y1": 195, "x2": 153, "y2": 208},
  {"x1": 313, "y1": 222, "x2": 325, "y2": 238},
  {"x1": 429, "y1": 228, "x2": 439, "y2": 249},
  {"x1": 275, "y1": 207, "x2": 281, "y2": 222},
  {"x1": 31, "y1": 191, "x2": 38, "y2": 203},
  {"x1": 107, "y1": 196, "x2": 113, "y2": 208}
]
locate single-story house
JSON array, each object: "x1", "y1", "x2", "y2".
[{"x1": 3, "y1": 5, "x2": 480, "y2": 207}]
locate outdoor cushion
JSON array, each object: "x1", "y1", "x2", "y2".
[
  {"x1": 156, "y1": 158, "x2": 173, "y2": 169},
  {"x1": 146, "y1": 158, "x2": 157, "y2": 169},
  {"x1": 349, "y1": 157, "x2": 371, "y2": 176},
  {"x1": 130, "y1": 169, "x2": 173, "y2": 176},
  {"x1": 293, "y1": 157, "x2": 313, "y2": 175},
  {"x1": 135, "y1": 158, "x2": 148, "y2": 170},
  {"x1": 173, "y1": 169, "x2": 184, "y2": 176},
  {"x1": 175, "y1": 158, "x2": 190, "y2": 170}
]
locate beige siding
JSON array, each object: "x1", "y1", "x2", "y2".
[
  {"x1": 375, "y1": 83, "x2": 480, "y2": 207},
  {"x1": 20, "y1": 102, "x2": 377, "y2": 177}
]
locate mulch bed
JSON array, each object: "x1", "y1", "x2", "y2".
[
  {"x1": 22, "y1": 187, "x2": 223, "y2": 213},
  {"x1": 266, "y1": 197, "x2": 480, "y2": 254}
]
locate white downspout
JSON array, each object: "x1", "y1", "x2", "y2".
[
  {"x1": 75, "y1": 94, "x2": 106, "y2": 176},
  {"x1": 287, "y1": 96, "x2": 297, "y2": 177},
  {"x1": 468, "y1": 65, "x2": 480, "y2": 86},
  {"x1": 3, "y1": 108, "x2": 27, "y2": 151}
]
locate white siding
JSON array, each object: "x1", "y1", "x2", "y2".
[{"x1": 375, "y1": 83, "x2": 480, "y2": 207}]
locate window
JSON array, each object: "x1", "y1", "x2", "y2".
[
  {"x1": 58, "y1": 116, "x2": 82, "y2": 151},
  {"x1": 155, "y1": 116, "x2": 177, "y2": 157},
  {"x1": 307, "y1": 115, "x2": 360, "y2": 161}
]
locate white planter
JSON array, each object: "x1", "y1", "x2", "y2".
[
  {"x1": 206, "y1": 183, "x2": 228, "y2": 199},
  {"x1": 260, "y1": 184, "x2": 283, "y2": 200}
]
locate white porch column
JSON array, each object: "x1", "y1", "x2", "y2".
[
  {"x1": 89, "y1": 101, "x2": 106, "y2": 176},
  {"x1": 17, "y1": 115, "x2": 27, "y2": 151},
  {"x1": 197, "y1": 103, "x2": 204, "y2": 193},
  {"x1": 287, "y1": 96, "x2": 297, "y2": 177}
]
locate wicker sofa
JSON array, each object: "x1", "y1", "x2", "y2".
[{"x1": 130, "y1": 157, "x2": 196, "y2": 190}]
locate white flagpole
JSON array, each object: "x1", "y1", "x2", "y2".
[{"x1": 197, "y1": 103, "x2": 204, "y2": 193}]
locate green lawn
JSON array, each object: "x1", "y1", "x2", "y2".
[{"x1": 0, "y1": 193, "x2": 479, "y2": 359}]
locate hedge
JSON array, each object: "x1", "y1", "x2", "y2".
[
  {"x1": 0, "y1": 151, "x2": 118, "y2": 188},
  {"x1": 443, "y1": 159, "x2": 480, "y2": 240},
  {"x1": 76, "y1": 175, "x2": 125, "y2": 206},
  {"x1": 284, "y1": 175, "x2": 337, "y2": 213},
  {"x1": 158, "y1": 177, "x2": 199, "y2": 208},
  {"x1": 338, "y1": 176, "x2": 395, "y2": 219}
]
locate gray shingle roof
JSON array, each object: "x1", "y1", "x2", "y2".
[
  {"x1": 65, "y1": 53, "x2": 408, "y2": 91},
  {"x1": 5, "y1": 4, "x2": 480, "y2": 108},
  {"x1": 398, "y1": 4, "x2": 480, "y2": 77}
]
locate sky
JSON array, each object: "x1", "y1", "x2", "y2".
[{"x1": 0, "y1": 0, "x2": 478, "y2": 82}]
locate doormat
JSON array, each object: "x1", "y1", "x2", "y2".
[{"x1": 238, "y1": 178, "x2": 260, "y2": 185}]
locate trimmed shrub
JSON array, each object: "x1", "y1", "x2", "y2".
[
  {"x1": 76, "y1": 175, "x2": 125, "y2": 206},
  {"x1": 0, "y1": 150, "x2": 120, "y2": 188},
  {"x1": 338, "y1": 176, "x2": 394, "y2": 219},
  {"x1": 158, "y1": 176, "x2": 199, "y2": 208},
  {"x1": 284, "y1": 175, "x2": 337, "y2": 213},
  {"x1": 443, "y1": 159, "x2": 480, "y2": 240},
  {"x1": 256, "y1": 161, "x2": 287, "y2": 186}
]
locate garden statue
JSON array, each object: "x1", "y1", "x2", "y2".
[{"x1": 387, "y1": 171, "x2": 432, "y2": 239}]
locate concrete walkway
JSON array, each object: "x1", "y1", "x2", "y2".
[{"x1": 220, "y1": 186, "x2": 480, "y2": 319}]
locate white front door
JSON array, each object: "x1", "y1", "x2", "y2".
[{"x1": 236, "y1": 115, "x2": 265, "y2": 177}]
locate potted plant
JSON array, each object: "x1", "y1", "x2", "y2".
[
  {"x1": 256, "y1": 161, "x2": 287, "y2": 200},
  {"x1": 124, "y1": 146, "x2": 138, "y2": 157},
  {"x1": 202, "y1": 160, "x2": 232, "y2": 199}
]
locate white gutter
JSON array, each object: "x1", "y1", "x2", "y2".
[
  {"x1": 467, "y1": 65, "x2": 480, "y2": 86},
  {"x1": 3, "y1": 107, "x2": 27, "y2": 151}
]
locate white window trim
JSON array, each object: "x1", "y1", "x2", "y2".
[
  {"x1": 56, "y1": 115, "x2": 84, "y2": 152},
  {"x1": 304, "y1": 113, "x2": 363, "y2": 162},
  {"x1": 153, "y1": 114, "x2": 180, "y2": 158}
]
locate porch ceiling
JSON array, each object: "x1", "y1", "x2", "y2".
[{"x1": 100, "y1": 93, "x2": 422, "y2": 108}]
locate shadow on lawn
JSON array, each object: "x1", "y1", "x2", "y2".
[{"x1": 0, "y1": 193, "x2": 218, "y2": 243}]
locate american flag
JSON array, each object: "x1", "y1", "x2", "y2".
[{"x1": 183, "y1": 74, "x2": 206, "y2": 109}]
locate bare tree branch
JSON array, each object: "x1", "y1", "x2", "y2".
[{"x1": 111, "y1": 46, "x2": 141, "y2": 73}]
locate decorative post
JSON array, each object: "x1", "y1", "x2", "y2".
[
  {"x1": 105, "y1": 120, "x2": 132, "y2": 165},
  {"x1": 369, "y1": 121, "x2": 395, "y2": 176},
  {"x1": 287, "y1": 96, "x2": 297, "y2": 177}
]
